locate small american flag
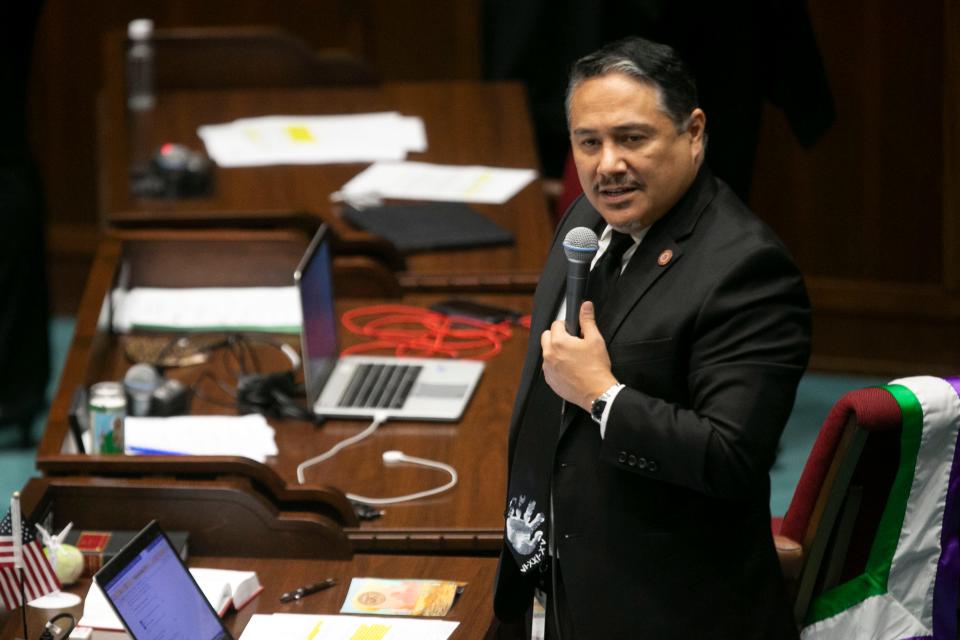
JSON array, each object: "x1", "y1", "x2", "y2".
[{"x1": 0, "y1": 499, "x2": 60, "y2": 610}]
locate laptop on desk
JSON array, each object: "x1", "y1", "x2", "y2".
[
  {"x1": 295, "y1": 224, "x2": 484, "y2": 420},
  {"x1": 94, "y1": 521, "x2": 232, "y2": 640}
]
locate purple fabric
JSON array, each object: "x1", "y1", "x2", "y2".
[{"x1": 930, "y1": 377, "x2": 960, "y2": 638}]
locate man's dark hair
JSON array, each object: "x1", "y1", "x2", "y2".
[{"x1": 566, "y1": 37, "x2": 700, "y2": 132}]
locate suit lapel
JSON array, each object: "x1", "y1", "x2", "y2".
[
  {"x1": 598, "y1": 228, "x2": 681, "y2": 339},
  {"x1": 602, "y1": 165, "x2": 717, "y2": 339}
]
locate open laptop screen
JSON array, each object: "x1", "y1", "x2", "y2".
[
  {"x1": 97, "y1": 524, "x2": 230, "y2": 640},
  {"x1": 295, "y1": 225, "x2": 338, "y2": 405}
]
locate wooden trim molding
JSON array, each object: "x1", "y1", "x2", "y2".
[{"x1": 944, "y1": 0, "x2": 960, "y2": 292}]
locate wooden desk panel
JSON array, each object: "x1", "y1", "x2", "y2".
[
  {"x1": 20, "y1": 476, "x2": 352, "y2": 560},
  {"x1": 99, "y1": 68, "x2": 552, "y2": 289},
  {"x1": 38, "y1": 232, "x2": 532, "y2": 552}
]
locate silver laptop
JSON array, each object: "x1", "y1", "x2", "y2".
[{"x1": 295, "y1": 224, "x2": 484, "y2": 420}]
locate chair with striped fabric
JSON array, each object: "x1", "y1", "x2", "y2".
[{"x1": 775, "y1": 377, "x2": 960, "y2": 638}]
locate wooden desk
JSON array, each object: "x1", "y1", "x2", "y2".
[
  {"x1": 0, "y1": 556, "x2": 497, "y2": 640},
  {"x1": 38, "y1": 231, "x2": 531, "y2": 553},
  {"x1": 1, "y1": 479, "x2": 497, "y2": 640},
  {"x1": 98, "y1": 33, "x2": 551, "y2": 291}
]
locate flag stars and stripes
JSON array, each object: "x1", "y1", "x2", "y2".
[{"x1": 0, "y1": 507, "x2": 60, "y2": 610}]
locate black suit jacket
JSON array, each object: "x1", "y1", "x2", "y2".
[{"x1": 494, "y1": 167, "x2": 809, "y2": 638}]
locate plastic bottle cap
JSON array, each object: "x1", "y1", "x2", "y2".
[{"x1": 128, "y1": 19, "x2": 154, "y2": 41}]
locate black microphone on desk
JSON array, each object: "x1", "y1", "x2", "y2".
[{"x1": 562, "y1": 227, "x2": 599, "y2": 336}]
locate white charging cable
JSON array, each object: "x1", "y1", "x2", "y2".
[
  {"x1": 296, "y1": 412, "x2": 387, "y2": 484},
  {"x1": 347, "y1": 450, "x2": 458, "y2": 505},
  {"x1": 295, "y1": 412, "x2": 458, "y2": 505}
]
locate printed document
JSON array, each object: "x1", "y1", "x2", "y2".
[
  {"x1": 239, "y1": 613, "x2": 458, "y2": 640},
  {"x1": 337, "y1": 161, "x2": 537, "y2": 205},
  {"x1": 198, "y1": 112, "x2": 427, "y2": 167},
  {"x1": 124, "y1": 414, "x2": 278, "y2": 462}
]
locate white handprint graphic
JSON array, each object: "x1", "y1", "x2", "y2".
[{"x1": 506, "y1": 495, "x2": 545, "y2": 556}]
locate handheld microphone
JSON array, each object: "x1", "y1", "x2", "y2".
[
  {"x1": 562, "y1": 227, "x2": 599, "y2": 335},
  {"x1": 123, "y1": 363, "x2": 162, "y2": 416}
]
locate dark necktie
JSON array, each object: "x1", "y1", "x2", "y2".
[
  {"x1": 503, "y1": 229, "x2": 636, "y2": 576},
  {"x1": 585, "y1": 230, "x2": 635, "y2": 318}
]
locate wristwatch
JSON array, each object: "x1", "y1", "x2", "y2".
[{"x1": 590, "y1": 384, "x2": 622, "y2": 425}]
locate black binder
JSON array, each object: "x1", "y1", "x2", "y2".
[{"x1": 342, "y1": 202, "x2": 515, "y2": 253}]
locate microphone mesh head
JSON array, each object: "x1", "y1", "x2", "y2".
[{"x1": 562, "y1": 226, "x2": 599, "y2": 262}]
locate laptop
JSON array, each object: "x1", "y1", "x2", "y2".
[
  {"x1": 295, "y1": 224, "x2": 484, "y2": 420},
  {"x1": 93, "y1": 521, "x2": 232, "y2": 640}
]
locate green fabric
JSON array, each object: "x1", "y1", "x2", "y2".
[{"x1": 805, "y1": 384, "x2": 924, "y2": 624}]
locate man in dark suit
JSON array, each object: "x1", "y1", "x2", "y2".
[{"x1": 494, "y1": 37, "x2": 810, "y2": 638}]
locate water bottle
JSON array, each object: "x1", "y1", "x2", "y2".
[
  {"x1": 126, "y1": 19, "x2": 155, "y2": 111},
  {"x1": 126, "y1": 19, "x2": 155, "y2": 191}
]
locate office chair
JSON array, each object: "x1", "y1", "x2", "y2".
[
  {"x1": 149, "y1": 26, "x2": 379, "y2": 91},
  {"x1": 774, "y1": 376, "x2": 960, "y2": 638}
]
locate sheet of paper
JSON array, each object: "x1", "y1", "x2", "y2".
[
  {"x1": 198, "y1": 112, "x2": 427, "y2": 167},
  {"x1": 239, "y1": 613, "x2": 459, "y2": 640},
  {"x1": 337, "y1": 161, "x2": 537, "y2": 205},
  {"x1": 124, "y1": 414, "x2": 278, "y2": 463},
  {"x1": 111, "y1": 286, "x2": 301, "y2": 334}
]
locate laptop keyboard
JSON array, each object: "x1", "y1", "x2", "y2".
[{"x1": 337, "y1": 364, "x2": 423, "y2": 409}]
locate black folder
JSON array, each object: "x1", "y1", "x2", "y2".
[{"x1": 342, "y1": 202, "x2": 515, "y2": 253}]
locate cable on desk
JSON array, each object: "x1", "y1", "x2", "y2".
[
  {"x1": 348, "y1": 451, "x2": 458, "y2": 505},
  {"x1": 296, "y1": 412, "x2": 388, "y2": 484},
  {"x1": 295, "y1": 411, "x2": 459, "y2": 505},
  {"x1": 340, "y1": 304, "x2": 514, "y2": 360}
]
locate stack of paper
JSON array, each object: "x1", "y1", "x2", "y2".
[
  {"x1": 198, "y1": 112, "x2": 427, "y2": 167},
  {"x1": 337, "y1": 161, "x2": 537, "y2": 206},
  {"x1": 125, "y1": 414, "x2": 278, "y2": 463},
  {"x1": 240, "y1": 613, "x2": 458, "y2": 640},
  {"x1": 110, "y1": 286, "x2": 301, "y2": 334}
]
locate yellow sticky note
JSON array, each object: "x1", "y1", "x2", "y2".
[
  {"x1": 350, "y1": 623, "x2": 390, "y2": 640},
  {"x1": 286, "y1": 125, "x2": 315, "y2": 142}
]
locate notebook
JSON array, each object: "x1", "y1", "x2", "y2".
[
  {"x1": 93, "y1": 521, "x2": 233, "y2": 640},
  {"x1": 295, "y1": 224, "x2": 484, "y2": 420},
  {"x1": 341, "y1": 202, "x2": 514, "y2": 253}
]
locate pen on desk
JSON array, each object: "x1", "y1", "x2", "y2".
[
  {"x1": 126, "y1": 446, "x2": 187, "y2": 456},
  {"x1": 280, "y1": 578, "x2": 337, "y2": 603}
]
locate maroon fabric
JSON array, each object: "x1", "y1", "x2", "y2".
[
  {"x1": 771, "y1": 516, "x2": 784, "y2": 535},
  {"x1": 776, "y1": 387, "x2": 902, "y2": 543},
  {"x1": 554, "y1": 151, "x2": 584, "y2": 225}
]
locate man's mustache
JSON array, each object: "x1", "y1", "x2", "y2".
[{"x1": 595, "y1": 178, "x2": 644, "y2": 191}]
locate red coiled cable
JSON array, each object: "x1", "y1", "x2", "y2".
[{"x1": 340, "y1": 304, "x2": 524, "y2": 360}]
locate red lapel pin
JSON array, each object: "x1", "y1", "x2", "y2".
[{"x1": 657, "y1": 249, "x2": 673, "y2": 266}]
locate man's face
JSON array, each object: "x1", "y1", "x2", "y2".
[{"x1": 568, "y1": 72, "x2": 705, "y2": 233}]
